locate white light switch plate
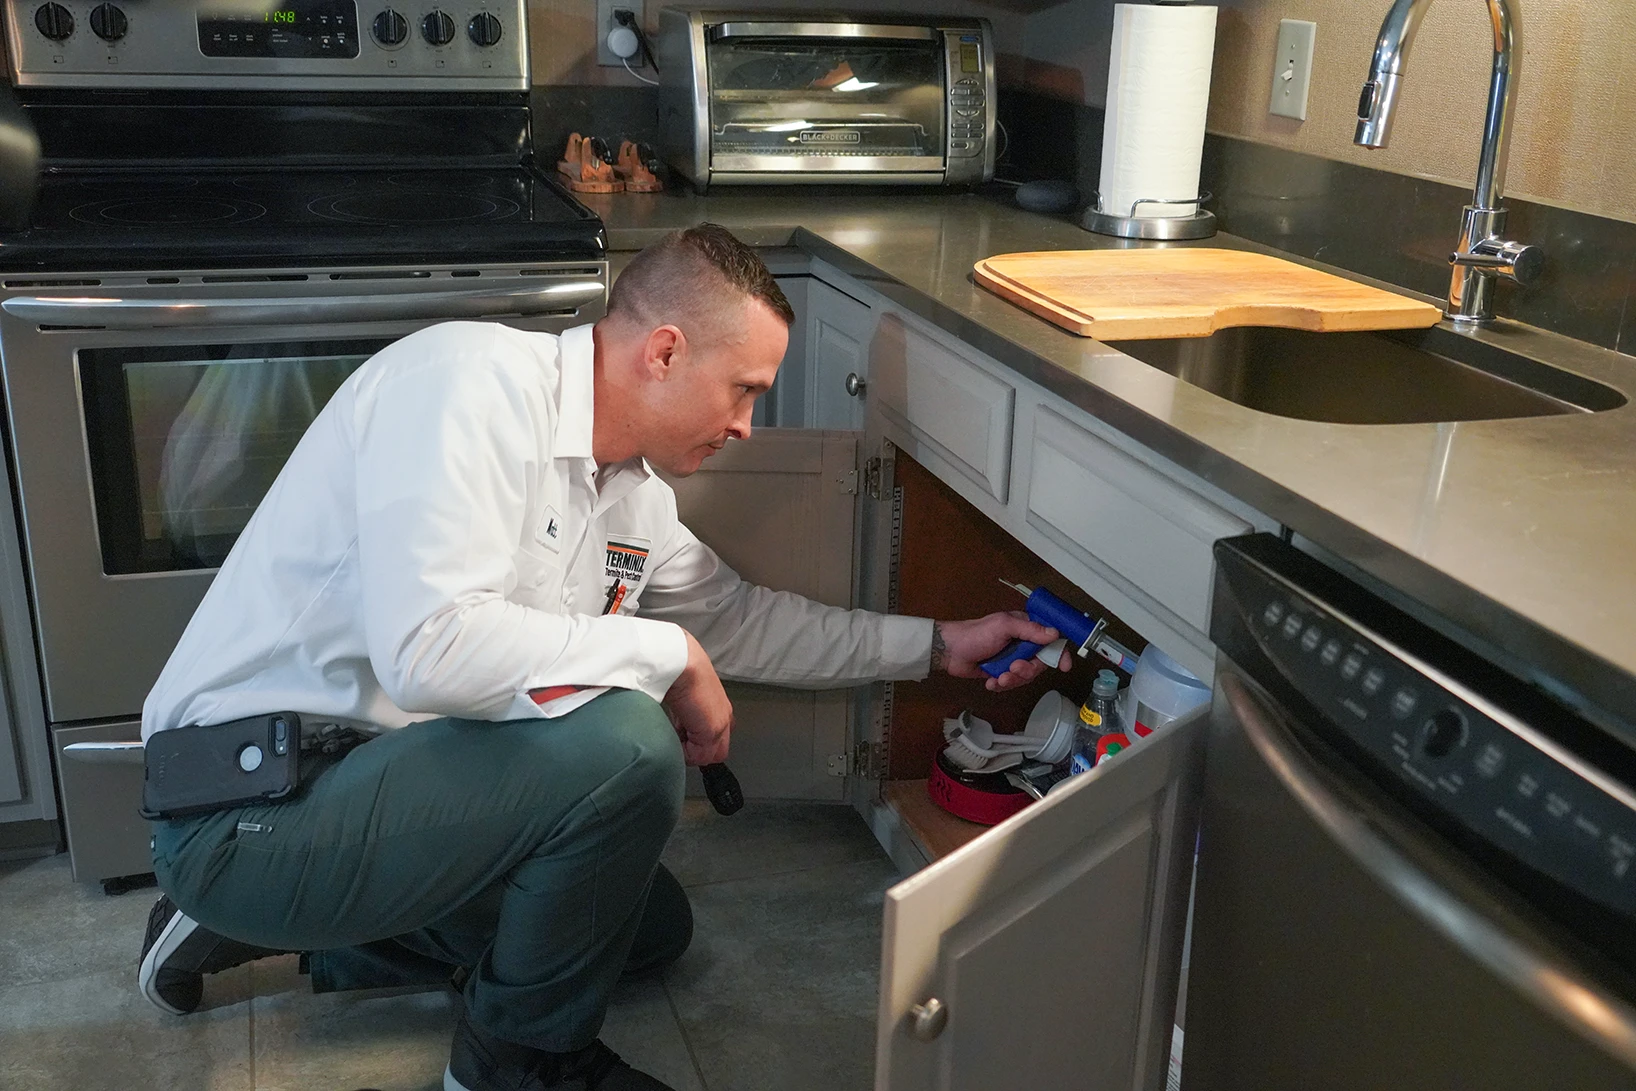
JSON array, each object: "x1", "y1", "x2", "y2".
[{"x1": 1269, "y1": 19, "x2": 1316, "y2": 121}]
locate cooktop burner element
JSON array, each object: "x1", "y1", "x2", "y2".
[
  {"x1": 5, "y1": 164, "x2": 605, "y2": 271},
  {"x1": 71, "y1": 197, "x2": 270, "y2": 227}
]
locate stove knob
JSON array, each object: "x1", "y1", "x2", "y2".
[
  {"x1": 34, "y1": 2, "x2": 73, "y2": 40},
  {"x1": 89, "y1": 3, "x2": 127, "y2": 42},
  {"x1": 467, "y1": 11, "x2": 502, "y2": 47},
  {"x1": 421, "y1": 8, "x2": 455, "y2": 46},
  {"x1": 372, "y1": 7, "x2": 407, "y2": 46}
]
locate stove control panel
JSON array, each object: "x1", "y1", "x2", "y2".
[{"x1": 4, "y1": 0, "x2": 526, "y2": 89}]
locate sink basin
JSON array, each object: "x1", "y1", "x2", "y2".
[{"x1": 1103, "y1": 325, "x2": 1626, "y2": 425}]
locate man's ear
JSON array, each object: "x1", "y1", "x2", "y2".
[{"x1": 641, "y1": 325, "x2": 687, "y2": 382}]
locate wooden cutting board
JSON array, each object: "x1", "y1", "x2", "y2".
[{"x1": 973, "y1": 248, "x2": 1442, "y2": 340}]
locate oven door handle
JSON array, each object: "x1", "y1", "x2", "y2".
[
  {"x1": 1221, "y1": 669, "x2": 1636, "y2": 1068},
  {"x1": 707, "y1": 21, "x2": 940, "y2": 41},
  {"x1": 1, "y1": 281, "x2": 606, "y2": 329}
]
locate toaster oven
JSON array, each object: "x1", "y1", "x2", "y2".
[{"x1": 657, "y1": 8, "x2": 995, "y2": 188}]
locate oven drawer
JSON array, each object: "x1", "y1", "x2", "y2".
[{"x1": 54, "y1": 722, "x2": 150, "y2": 884}]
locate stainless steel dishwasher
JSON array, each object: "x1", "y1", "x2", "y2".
[{"x1": 1186, "y1": 534, "x2": 1636, "y2": 1089}]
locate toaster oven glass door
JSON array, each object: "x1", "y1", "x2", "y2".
[{"x1": 706, "y1": 35, "x2": 945, "y2": 171}]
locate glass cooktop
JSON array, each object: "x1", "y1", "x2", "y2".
[{"x1": 1, "y1": 164, "x2": 606, "y2": 272}]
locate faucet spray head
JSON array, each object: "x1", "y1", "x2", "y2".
[{"x1": 1354, "y1": 70, "x2": 1402, "y2": 148}]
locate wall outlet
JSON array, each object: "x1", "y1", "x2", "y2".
[
  {"x1": 596, "y1": 0, "x2": 645, "y2": 68},
  {"x1": 1269, "y1": 19, "x2": 1316, "y2": 121}
]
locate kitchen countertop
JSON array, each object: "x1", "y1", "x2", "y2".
[{"x1": 576, "y1": 186, "x2": 1636, "y2": 740}]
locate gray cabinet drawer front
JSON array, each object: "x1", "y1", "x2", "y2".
[
  {"x1": 1027, "y1": 407, "x2": 1250, "y2": 635},
  {"x1": 873, "y1": 314, "x2": 1015, "y2": 502}
]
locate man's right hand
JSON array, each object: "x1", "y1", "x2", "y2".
[{"x1": 663, "y1": 631, "x2": 733, "y2": 766}]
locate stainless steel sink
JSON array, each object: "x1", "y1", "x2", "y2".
[{"x1": 1104, "y1": 325, "x2": 1626, "y2": 425}]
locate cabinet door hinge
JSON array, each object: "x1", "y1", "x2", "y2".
[
  {"x1": 841, "y1": 740, "x2": 886, "y2": 778},
  {"x1": 836, "y1": 468, "x2": 859, "y2": 495},
  {"x1": 862, "y1": 455, "x2": 884, "y2": 500}
]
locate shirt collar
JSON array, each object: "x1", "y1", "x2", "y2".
[
  {"x1": 555, "y1": 323, "x2": 652, "y2": 499},
  {"x1": 553, "y1": 323, "x2": 596, "y2": 461}
]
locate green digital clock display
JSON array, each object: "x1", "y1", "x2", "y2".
[{"x1": 265, "y1": 10, "x2": 297, "y2": 22}]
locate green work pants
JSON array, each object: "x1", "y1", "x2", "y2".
[{"x1": 150, "y1": 690, "x2": 688, "y2": 1053}]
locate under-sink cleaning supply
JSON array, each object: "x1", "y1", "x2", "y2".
[
  {"x1": 1070, "y1": 669, "x2": 1125, "y2": 775},
  {"x1": 1127, "y1": 644, "x2": 1210, "y2": 737}
]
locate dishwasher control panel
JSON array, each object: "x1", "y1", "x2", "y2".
[{"x1": 1213, "y1": 535, "x2": 1636, "y2": 922}]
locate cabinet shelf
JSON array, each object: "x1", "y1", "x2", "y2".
[{"x1": 883, "y1": 778, "x2": 987, "y2": 860}]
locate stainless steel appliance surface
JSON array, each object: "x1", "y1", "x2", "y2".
[
  {"x1": 0, "y1": 0, "x2": 608, "y2": 883},
  {"x1": 657, "y1": 7, "x2": 994, "y2": 189},
  {"x1": 1187, "y1": 534, "x2": 1636, "y2": 1088}
]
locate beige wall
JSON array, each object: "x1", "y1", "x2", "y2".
[{"x1": 1017, "y1": 0, "x2": 1636, "y2": 224}]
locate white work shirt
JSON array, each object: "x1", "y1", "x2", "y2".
[{"x1": 143, "y1": 321, "x2": 934, "y2": 741}]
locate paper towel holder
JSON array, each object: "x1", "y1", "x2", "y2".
[{"x1": 1082, "y1": 191, "x2": 1217, "y2": 241}]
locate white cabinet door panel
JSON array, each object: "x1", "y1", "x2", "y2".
[
  {"x1": 1026, "y1": 406, "x2": 1251, "y2": 639},
  {"x1": 662, "y1": 429, "x2": 858, "y2": 801},
  {"x1": 808, "y1": 280, "x2": 874, "y2": 431},
  {"x1": 872, "y1": 314, "x2": 1014, "y2": 503},
  {"x1": 877, "y1": 708, "x2": 1205, "y2": 1091}
]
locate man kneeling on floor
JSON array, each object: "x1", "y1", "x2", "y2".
[{"x1": 136, "y1": 223, "x2": 1066, "y2": 1091}]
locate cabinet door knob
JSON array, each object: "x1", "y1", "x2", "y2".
[
  {"x1": 845, "y1": 372, "x2": 867, "y2": 397},
  {"x1": 909, "y1": 997, "x2": 947, "y2": 1040}
]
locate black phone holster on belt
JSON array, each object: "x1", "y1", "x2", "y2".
[{"x1": 140, "y1": 712, "x2": 302, "y2": 821}]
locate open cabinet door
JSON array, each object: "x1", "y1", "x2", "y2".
[
  {"x1": 876, "y1": 707, "x2": 1206, "y2": 1091},
  {"x1": 662, "y1": 428, "x2": 859, "y2": 800}
]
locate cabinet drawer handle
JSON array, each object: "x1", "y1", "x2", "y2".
[
  {"x1": 909, "y1": 997, "x2": 947, "y2": 1040},
  {"x1": 845, "y1": 372, "x2": 867, "y2": 397}
]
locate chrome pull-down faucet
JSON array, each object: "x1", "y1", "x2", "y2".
[{"x1": 1354, "y1": 0, "x2": 1543, "y2": 324}]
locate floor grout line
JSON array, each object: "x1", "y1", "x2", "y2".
[{"x1": 661, "y1": 973, "x2": 712, "y2": 1091}]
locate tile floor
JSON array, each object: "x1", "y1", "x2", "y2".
[{"x1": 0, "y1": 800, "x2": 902, "y2": 1091}]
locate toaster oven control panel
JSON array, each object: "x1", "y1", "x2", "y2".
[
  {"x1": 942, "y1": 29, "x2": 990, "y2": 183},
  {"x1": 4, "y1": 0, "x2": 527, "y2": 89}
]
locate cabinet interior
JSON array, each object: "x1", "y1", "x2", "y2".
[{"x1": 882, "y1": 452, "x2": 1148, "y2": 858}]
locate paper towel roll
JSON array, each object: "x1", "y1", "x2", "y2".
[{"x1": 1097, "y1": 3, "x2": 1218, "y2": 220}]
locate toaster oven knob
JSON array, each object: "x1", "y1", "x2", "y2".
[
  {"x1": 467, "y1": 11, "x2": 502, "y2": 47},
  {"x1": 89, "y1": 3, "x2": 126, "y2": 42},
  {"x1": 34, "y1": 2, "x2": 73, "y2": 41},
  {"x1": 421, "y1": 8, "x2": 456, "y2": 46},
  {"x1": 372, "y1": 8, "x2": 408, "y2": 46}
]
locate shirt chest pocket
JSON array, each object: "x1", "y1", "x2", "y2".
[{"x1": 512, "y1": 547, "x2": 566, "y2": 611}]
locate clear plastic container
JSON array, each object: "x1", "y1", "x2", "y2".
[{"x1": 1127, "y1": 645, "x2": 1209, "y2": 737}]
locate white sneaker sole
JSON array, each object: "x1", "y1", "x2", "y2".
[
  {"x1": 137, "y1": 907, "x2": 200, "y2": 1016},
  {"x1": 443, "y1": 1065, "x2": 474, "y2": 1091}
]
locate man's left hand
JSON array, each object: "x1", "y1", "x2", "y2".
[{"x1": 932, "y1": 611, "x2": 1073, "y2": 692}]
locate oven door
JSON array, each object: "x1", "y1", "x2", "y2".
[
  {"x1": 0, "y1": 268, "x2": 604, "y2": 723},
  {"x1": 703, "y1": 22, "x2": 950, "y2": 177}
]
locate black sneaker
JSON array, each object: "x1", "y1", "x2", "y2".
[
  {"x1": 444, "y1": 1007, "x2": 676, "y2": 1091},
  {"x1": 137, "y1": 894, "x2": 285, "y2": 1015}
]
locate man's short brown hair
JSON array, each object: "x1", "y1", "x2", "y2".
[{"x1": 605, "y1": 223, "x2": 795, "y2": 342}]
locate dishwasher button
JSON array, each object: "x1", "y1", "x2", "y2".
[
  {"x1": 1281, "y1": 614, "x2": 1303, "y2": 640},
  {"x1": 1390, "y1": 688, "x2": 1417, "y2": 718},
  {"x1": 1340, "y1": 653, "x2": 1364, "y2": 681},
  {"x1": 1421, "y1": 708, "x2": 1467, "y2": 758},
  {"x1": 1320, "y1": 639, "x2": 1343, "y2": 667},
  {"x1": 1263, "y1": 601, "x2": 1286, "y2": 627},
  {"x1": 1361, "y1": 668, "x2": 1386, "y2": 696}
]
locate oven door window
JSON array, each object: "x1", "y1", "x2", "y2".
[
  {"x1": 80, "y1": 339, "x2": 388, "y2": 575},
  {"x1": 706, "y1": 36, "x2": 945, "y2": 162}
]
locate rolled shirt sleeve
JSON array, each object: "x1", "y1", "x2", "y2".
[
  {"x1": 351, "y1": 325, "x2": 690, "y2": 721},
  {"x1": 637, "y1": 513, "x2": 934, "y2": 688}
]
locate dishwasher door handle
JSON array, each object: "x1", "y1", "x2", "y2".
[
  {"x1": 1, "y1": 280, "x2": 606, "y2": 329},
  {"x1": 1222, "y1": 669, "x2": 1636, "y2": 1069}
]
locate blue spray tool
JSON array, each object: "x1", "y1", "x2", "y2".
[{"x1": 980, "y1": 580, "x2": 1138, "y2": 678}]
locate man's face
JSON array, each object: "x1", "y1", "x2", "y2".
[{"x1": 646, "y1": 299, "x2": 787, "y2": 476}]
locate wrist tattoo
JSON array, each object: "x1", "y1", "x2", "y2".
[{"x1": 930, "y1": 622, "x2": 948, "y2": 673}]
